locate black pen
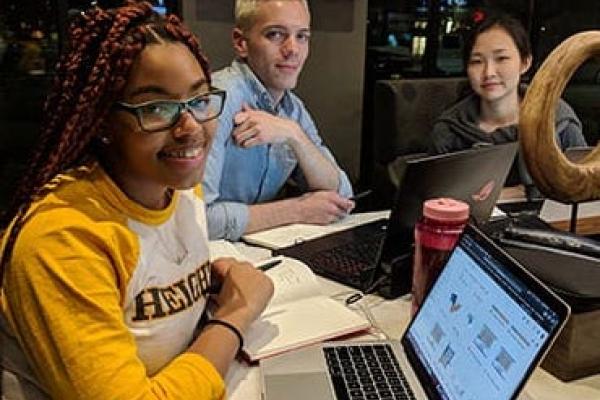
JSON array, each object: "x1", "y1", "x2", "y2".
[
  {"x1": 208, "y1": 257, "x2": 283, "y2": 294},
  {"x1": 256, "y1": 257, "x2": 283, "y2": 272},
  {"x1": 350, "y1": 189, "x2": 372, "y2": 202}
]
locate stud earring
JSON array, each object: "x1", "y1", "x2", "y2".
[{"x1": 100, "y1": 136, "x2": 111, "y2": 145}]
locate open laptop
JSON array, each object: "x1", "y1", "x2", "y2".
[
  {"x1": 275, "y1": 143, "x2": 518, "y2": 292},
  {"x1": 261, "y1": 224, "x2": 571, "y2": 400}
]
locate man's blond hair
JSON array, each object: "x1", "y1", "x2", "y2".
[{"x1": 235, "y1": 0, "x2": 310, "y2": 31}]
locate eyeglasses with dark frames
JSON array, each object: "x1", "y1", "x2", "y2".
[{"x1": 115, "y1": 89, "x2": 226, "y2": 133}]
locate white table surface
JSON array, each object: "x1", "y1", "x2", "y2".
[{"x1": 220, "y1": 233, "x2": 600, "y2": 400}]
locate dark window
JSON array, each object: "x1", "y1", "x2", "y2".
[{"x1": 0, "y1": 0, "x2": 181, "y2": 209}]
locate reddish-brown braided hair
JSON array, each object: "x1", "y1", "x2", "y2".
[{"x1": 0, "y1": 1, "x2": 211, "y2": 283}]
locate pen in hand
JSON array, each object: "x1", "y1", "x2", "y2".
[
  {"x1": 349, "y1": 189, "x2": 372, "y2": 202},
  {"x1": 256, "y1": 257, "x2": 284, "y2": 272},
  {"x1": 208, "y1": 257, "x2": 283, "y2": 294}
]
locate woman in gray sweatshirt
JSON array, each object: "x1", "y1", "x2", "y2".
[{"x1": 430, "y1": 11, "x2": 586, "y2": 199}]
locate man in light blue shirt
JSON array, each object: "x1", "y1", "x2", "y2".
[{"x1": 204, "y1": 0, "x2": 354, "y2": 240}]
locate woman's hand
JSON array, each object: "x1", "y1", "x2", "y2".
[
  {"x1": 210, "y1": 257, "x2": 274, "y2": 333},
  {"x1": 189, "y1": 258, "x2": 273, "y2": 375}
]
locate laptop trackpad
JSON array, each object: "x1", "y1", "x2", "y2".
[{"x1": 264, "y1": 372, "x2": 332, "y2": 400}]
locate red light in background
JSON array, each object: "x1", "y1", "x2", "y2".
[{"x1": 473, "y1": 10, "x2": 486, "y2": 24}]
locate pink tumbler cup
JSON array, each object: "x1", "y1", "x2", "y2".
[{"x1": 411, "y1": 198, "x2": 469, "y2": 315}]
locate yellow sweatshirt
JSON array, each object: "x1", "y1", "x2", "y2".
[{"x1": 0, "y1": 163, "x2": 225, "y2": 399}]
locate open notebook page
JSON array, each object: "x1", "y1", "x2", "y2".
[{"x1": 243, "y1": 257, "x2": 370, "y2": 361}]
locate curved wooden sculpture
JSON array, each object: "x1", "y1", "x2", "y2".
[{"x1": 520, "y1": 31, "x2": 600, "y2": 203}]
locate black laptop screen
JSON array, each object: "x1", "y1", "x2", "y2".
[{"x1": 403, "y1": 229, "x2": 563, "y2": 400}]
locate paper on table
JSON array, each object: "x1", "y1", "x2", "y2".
[
  {"x1": 491, "y1": 206, "x2": 506, "y2": 219},
  {"x1": 208, "y1": 240, "x2": 250, "y2": 262},
  {"x1": 241, "y1": 210, "x2": 390, "y2": 250},
  {"x1": 265, "y1": 257, "x2": 322, "y2": 307},
  {"x1": 539, "y1": 199, "x2": 600, "y2": 222}
]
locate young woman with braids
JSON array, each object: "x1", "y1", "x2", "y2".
[{"x1": 0, "y1": 2, "x2": 273, "y2": 399}]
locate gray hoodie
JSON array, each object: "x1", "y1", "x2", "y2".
[{"x1": 429, "y1": 89, "x2": 587, "y2": 190}]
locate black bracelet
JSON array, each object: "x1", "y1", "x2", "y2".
[{"x1": 205, "y1": 319, "x2": 244, "y2": 354}]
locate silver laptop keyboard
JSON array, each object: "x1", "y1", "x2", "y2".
[{"x1": 324, "y1": 344, "x2": 416, "y2": 400}]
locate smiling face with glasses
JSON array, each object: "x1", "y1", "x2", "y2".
[
  {"x1": 104, "y1": 42, "x2": 221, "y2": 210},
  {"x1": 115, "y1": 89, "x2": 226, "y2": 132}
]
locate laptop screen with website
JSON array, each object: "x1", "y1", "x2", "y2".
[{"x1": 403, "y1": 230, "x2": 563, "y2": 400}]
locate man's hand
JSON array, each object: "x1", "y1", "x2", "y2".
[
  {"x1": 232, "y1": 103, "x2": 303, "y2": 148},
  {"x1": 295, "y1": 191, "x2": 355, "y2": 225}
]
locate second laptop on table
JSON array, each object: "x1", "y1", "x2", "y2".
[{"x1": 275, "y1": 142, "x2": 518, "y2": 295}]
